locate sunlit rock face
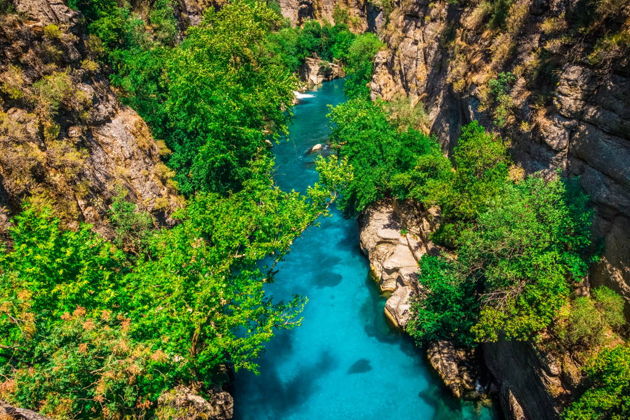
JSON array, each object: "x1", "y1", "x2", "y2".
[
  {"x1": 0, "y1": 0, "x2": 182, "y2": 234},
  {"x1": 359, "y1": 199, "x2": 438, "y2": 329},
  {"x1": 277, "y1": 0, "x2": 372, "y2": 32},
  {"x1": 365, "y1": 1, "x2": 630, "y2": 418},
  {"x1": 370, "y1": 0, "x2": 630, "y2": 303}
]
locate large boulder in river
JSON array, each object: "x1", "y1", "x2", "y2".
[{"x1": 358, "y1": 199, "x2": 438, "y2": 328}]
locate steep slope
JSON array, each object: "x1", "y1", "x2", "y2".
[
  {"x1": 278, "y1": 0, "x2": 381, "y2": 31},
  {"x1": 364, "y1": 1, "x2": 629, "y2": 418},
  {"x1": 0, "y1": 0, "x2": 182, "y2": 235},
  {"x1": 370, "y1": 0, "x2": 630, "y2": 301}
]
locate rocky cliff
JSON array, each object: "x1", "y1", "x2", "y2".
[
  {"x1": 364, "y1": 1, "x2": 630, "y2": 418},
  {"x1": 370, "y1": 0, "x2": 630, "y2": 301},
  {"x1": 0, "y1": 0, "x2": 182, "y2": 235},
  {"x1": 278, "y1": 0, "x2": 384, "y2": 32}
]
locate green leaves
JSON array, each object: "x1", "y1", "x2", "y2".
[
  {"x1": 0, "y1": 171, "x2": 324, "y2": 415},
  {"x1": 407, "y1": 256, "x2": 478, "y2": 347},
  {"x1": 562, "y1": 344, "x2": 630, "y2": 420},
  {"x1": 325, "y1": 98, "x2": 447, "y2": 214},
  {"x1": 344, "y1": 33, "x2": 384, "y2": 99}
]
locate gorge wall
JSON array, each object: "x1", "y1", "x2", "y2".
[
  {"x1": 0, "y1": 0, "x2": 183, "y2": 236},
  {"x1": 363, "y1": 1, "x2": 629, "y2": 419},
  {"x1": 369, "y1": 0, "x2": 630, "y2": 301}
]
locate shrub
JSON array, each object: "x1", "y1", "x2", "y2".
[
  {"x1": 488, "y1": 72, "x2": 516, "y2": 127},
  {"x1": 43, "y1": 24, "x2": 63, "y2": 40},
  {"x1": 407, "y1": 256, "x2": 478, "y2": 347},
  {"x1": 344, "y1": 33, "x2": 384, "y2": 99},
  {"x1": 562, "y1": 344, "x2": 630, "y2": 420}
]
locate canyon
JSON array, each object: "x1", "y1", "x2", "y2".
[{"x1": 0, "y1": 0, "x2": 628, "y2": 419}]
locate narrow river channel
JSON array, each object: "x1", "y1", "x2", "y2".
[{"x1": 234, "y1": 79, "x2": 496, "y2": 420}]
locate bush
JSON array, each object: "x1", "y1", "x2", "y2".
[
  {"x1": 555, "y1": 287, "x2": 626, "y2": 350},
  {"x1": 344, "y1": 33, "x2": 384, "y2": 99},
  {"x1": 562, "y1": 344, "x2": 630, "y2": 420},
  {"x1": 407, "y1": 256, "x2": 478, "y2": 347},
  {"x1": 488, "y1": 72, "x2": 516, "y2": 127},
  {"x1": 431, "y1": 121, "x2": 509, "y2": 246}
]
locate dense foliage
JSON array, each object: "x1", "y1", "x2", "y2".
[
  {"x1": 408, "y1": 176, "x2": 594, "y2": 345},
  {"x1": 324, "y1": 99, "x2": 450, "y2": 215},
  {"x1": 562, "y1": 344, "x2": 630, "y2": 420},
  {"x1": 0, "y1": 0, "x2": 344, "y2": 417},
  {"x1": 110, "y1": 2, "x2": 296, "y2": 195},
  {"x1": 0, "y1": 166, "x2": 329, "y2": 416},
  {"x1": 323, "y1": 107, "x2": 598, "y2": 345}
]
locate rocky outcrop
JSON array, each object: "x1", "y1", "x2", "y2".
[
  {"x1": 0, "y1": 0, "x2": 182, "y2": 234},
  {"x1": 358, "y1": 199, "x2": 438, "y2": 328},
  {"x1": 300, "y1": 57, "x2": 345, "y2": 89},
  {"x1": 365, "y1": 1, "x2": 630, "y2": 417},
  {"x1": 156, "y1": 386, "x2": 234, "y2": 420},
  {"x1": 0, "y1": 401, "x2": 50, "y2": 420},
  {"x1": 426, "y1": 340, "x2": 479, "y2": 399},
  {"x1": 278, "y1": 0, "x2": 373, "y2": 32}
]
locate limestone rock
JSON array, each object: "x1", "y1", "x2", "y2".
[
  {"x1": 299, "y1": 57, "x2": 345, "y2": 89},
  {"x1": 157, "y1": 386, "x2": 234, "y2": 420},
  {"x1": 359, "y1": 199, "x2": 438, "y2": 328},
  {"x1": 426, "y1": 341, "x2": 478, "y2": 399}
]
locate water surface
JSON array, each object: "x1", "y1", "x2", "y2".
[{"x1": 234, "y1": 79, "x2": 495, "y2": 420}]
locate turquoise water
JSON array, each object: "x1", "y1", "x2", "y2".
[{"x1": 234, "y1": 79, "x2": 496, "y2": 420}]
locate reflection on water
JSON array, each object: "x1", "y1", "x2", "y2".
[{"x1": 234, "y1": 80, "x2": 496, "y2": 420}]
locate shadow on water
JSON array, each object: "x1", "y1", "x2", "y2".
[
  {"x1": 235, "y1": 350, "x2": 338, "y2": 419},
  {"x1": 313, "y1": 271, "x2": 343, "y2": 288},
  {"x1": 419, "y1": 383, "x2": 496, "y2": 420},
  {"x1": 234, "y1": 79, "x2": 495, "y2": 420}
]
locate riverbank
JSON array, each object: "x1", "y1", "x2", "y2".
[{"x1": 234, "y1": 79, "x2": 495, "y2": 420}]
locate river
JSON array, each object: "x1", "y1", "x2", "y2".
[{"x1": 233, "y1": 79, "x2": 496, "y2": 420}]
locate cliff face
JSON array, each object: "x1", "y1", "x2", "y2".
[
  {"x1": 366, "y1": 1, "x2": 629, "y2": 418},
  {"x1": 0, "y1": 0, "x2": 182, "y2": 235},
  {"x1": 278, "y1": 0, "x2": 382, "y2": 32},
  {"x1": 370, "y1": 0, "x2": 630, "y2": 301}
]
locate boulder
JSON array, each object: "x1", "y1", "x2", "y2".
[
  {"x1": 426, "y1": 341, "x2": 478, "y2": 399},
  {"x1": 156, "y1": 386, "x2": 234, "y2": 420},
  {"x1": 359, "y1": 199, "x2": 438, "y2": 328}
]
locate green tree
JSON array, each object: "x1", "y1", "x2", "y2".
[
  {"x1": 344, "y1": 33, "x2": 384, "y2": 99},
  {"x1": 463, "y1": 176, "x2": 593, "y2": 342},
  {"x1": 431, "y1": 121, "x2": 509, "y2": 246},
  {"x1": 407, "y1": 256, "x2": 478, "y2": 347},
  {"x1": 327, "y1": 99, "x2": 448, "y2": 214},
  {"x1": 0, "y1": 165, "x2": 330, "y2": 416}
]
